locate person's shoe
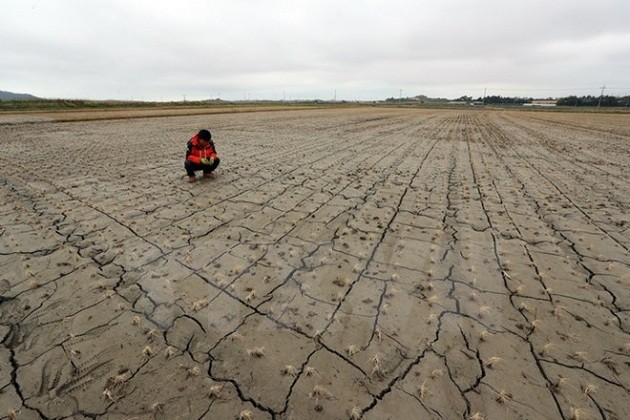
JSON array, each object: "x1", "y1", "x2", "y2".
[
  {"x1": 203, "y1": 172, "x2": 215, "y2": 179},
  {"x1": 187, "y1": 175, "x2": 196, "y2": 183}
]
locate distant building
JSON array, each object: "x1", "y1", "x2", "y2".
[{"x1": 524, "y1": 99, "x2": 557, "y2": 107}]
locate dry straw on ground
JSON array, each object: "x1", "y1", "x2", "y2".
[{"x1": 0, "y1": 107, "x2": 628, "y2": 418}]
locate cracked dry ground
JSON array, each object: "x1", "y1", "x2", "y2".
[{"x1": 0, "y1": 108, "x2": 628, "y2": 420}]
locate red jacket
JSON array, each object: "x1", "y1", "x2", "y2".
[{"x1": 185, "y1": 134, "x2": 218, "y2": 164}]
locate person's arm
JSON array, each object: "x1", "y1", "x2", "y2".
[
  {"x1": 186, "y1": 142, "x2": 202, "y2": 164},
  {"x1": 208, "y1": 141, "x2": 219, "y2": 160}
]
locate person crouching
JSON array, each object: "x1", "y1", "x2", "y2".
[{"x1": 185, "y1": 129, "x2": 220, "y2": 182}]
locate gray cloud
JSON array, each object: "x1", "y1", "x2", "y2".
[{"x1": 2, "y1": 0, "x2": 629, "y2": 100}]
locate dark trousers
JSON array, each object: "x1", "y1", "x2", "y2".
[{"x1": 185, "y1": 158, "x2": 220, "y2": 176}]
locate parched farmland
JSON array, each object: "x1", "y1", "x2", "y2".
[{"x1": 0, "y1": 108, "x2": 628, "y2": 419}]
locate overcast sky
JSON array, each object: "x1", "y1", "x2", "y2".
[{"x1": 2, "y1": 0, "x2": 629, "y2": 101}]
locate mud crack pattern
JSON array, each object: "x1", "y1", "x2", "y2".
[{"x1": 1, "y1": 108, "x2": 628, "y2": 419}]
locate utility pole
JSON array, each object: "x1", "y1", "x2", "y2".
[
  {"x1": 483, "y1": 87, "x2": 487, "y2": 105},
  {"x1": 597, "y1": 84, "x2": 606, "y2": 109},
  {"x1": 399, "y1": 89, "x2": 402, "y2": 102}
]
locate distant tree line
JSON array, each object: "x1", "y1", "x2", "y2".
[
  {"x1": 556, "y1": 95, "x2": 630, "y2": 107},
  {"x1": 454, "y1": 95, "x2": 533, "y2": 104},
  {"x1": 454, "y1": 94, "x2": 629, "y2": 107},
  {"x1": 471, "y1": 95, "x2": 533, "y2": 104}
]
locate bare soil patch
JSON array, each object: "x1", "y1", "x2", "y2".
[
  {"x1": 1, "y1": 108, "x2": 628, "y2": 419},
  {"x1": 0, "y1": 104, "x2": 326, "y2": 124}
]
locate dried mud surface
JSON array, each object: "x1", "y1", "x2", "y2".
[{"x1": 1, "y1": 108, "x2": 628, "y2": 419}]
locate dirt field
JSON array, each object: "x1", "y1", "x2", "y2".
[{"x1": 1, "y1": 108, "x2": 628, "y2": 419}]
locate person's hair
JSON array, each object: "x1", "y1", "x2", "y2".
[{"x1": 198, "y1": 129, "x2": 212, "y2": 141}]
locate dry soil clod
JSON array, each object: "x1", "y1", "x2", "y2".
[
  {"x1": 247, "y1": 347, "x2": 266, "y2": 358},
  {"x1": 192, "y1": 298, "x2": 209, "y2": 312},
  {"x1": 479, "y1": 330, "x2": 493, "y2": 342},
  {"x1": 209, "y1": 385, "x2": 223, "y2": 399},
  {"x1": 238, "y1": 410, "x2": 253, "y2": 420},
  {"x1": 350, "y1": 406, "x2": 362, "y2": 419},
  {"x1": 478, "y1": 306, "x2": 491, "y2": 318}
]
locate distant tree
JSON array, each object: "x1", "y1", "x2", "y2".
[
  {"x1": 473, "y1": 95, "x2": 532, "y2": 104},
  {"x1": 556, "y1": 95, "x2": 627, "y2": 107}
]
